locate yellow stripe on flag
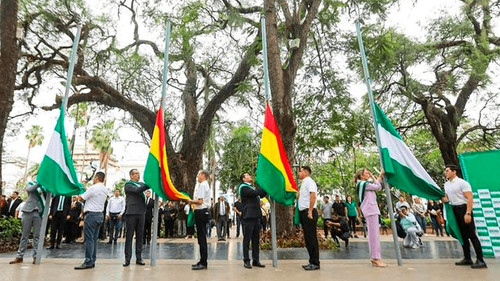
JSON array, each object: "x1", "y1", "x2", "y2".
[{"x1": 260, "y1": 128, "x2": 294, "y2": 192}]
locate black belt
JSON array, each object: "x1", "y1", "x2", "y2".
[
  {"x1": 84, "y1": 211, "x2": 101, "y2": 215},
  {"x1": 451, "y1": 204, "x2": 467, "y2": 210}
]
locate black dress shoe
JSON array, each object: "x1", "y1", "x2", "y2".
[
  {"x1": 192, "y1": 263, "x2": 207, "y2": 270},
  {"x1": 455, "y1": 258, "x2": 473, "y2": 266},
  {"x1": 252, "y1": 261, "x2": 265, "y2": 268},
  {"x1": 123, "y1": 261, "x2": 130, "y2": 267},
  {"x1": 471, "y1": 260, "x2": 487, "y2": 269},
  {"x1": 244, "y1": 261, "x2": 252, "y2": 269},
  {"x1": 136, "y1": 260, "x2": 146, "y2": 266},
  {"x1": 46, "y1": 245, "x2": 54, "y2": 250},
  {"x1": 74, "y1": 263, "x2": 94, "y2": 270},
  {"x1": 107, "y1": 241, "x2": 112, "y2": 244},
  {"x1": 303, "y1": 264, "x2": 320, "y2": 270}
]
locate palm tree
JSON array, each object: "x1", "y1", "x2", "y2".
[
  {"x1": 89, "y1": 120, "x2": 118, "y2": 179},
  {"x1": 24, "y1": 125, "x2": 44, "y2": 182}
]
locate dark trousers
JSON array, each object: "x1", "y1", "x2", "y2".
[
  {"x1": 165, "y1": 219, "x2": 175, "y2": 238},
  {"x1": 236, "y1": 216, "x2": 242, "y2": 237},
  {"x1": 124, "y1": 214, "x2": 145, "y2": 262},
  {"x1": 108, "y1": 215, "x2": 122, "y2": 243},
  {"x1": 242, "y1": 218, "x2": 261, "y2": 262},
  {"x1": 452, "y1": 204, "x2": 484, "y2": 261},
  {"x1": 194, "y1": 209, "x2": 209, "y2": 266},
  {"x1": 65, "y1": 220, "x2": 79, "y2": 243},
  {"x1": 299, "y1": 209, "x2": 320, "y2": 266},
  {"x1": 144, "y1": 216, "x2": 152, "y2": 243},
  {"x1": 348, "y1": 216, "x2": 357, "y2": 235},
  {"x1": 49, "y1": 211, "x2": 66, "y2": 245},
  {"x1": 216, "y1": 215, "x2": 228, "y2": 239}
]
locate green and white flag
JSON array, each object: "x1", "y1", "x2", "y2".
[
  {"x1": 37, "y1": 106, "x2": 83, "y2": 196},
  {"x1": 374, "y1": 102, "x2": 443, "y2": 200}
]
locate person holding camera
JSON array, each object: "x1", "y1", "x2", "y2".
[{"x1": 399, "y1": 205, "x2": 422, "y2": 249}]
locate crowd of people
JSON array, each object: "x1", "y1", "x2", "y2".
[{"x1": 3, "y1": 164, "x2": 486, "y2": 270}]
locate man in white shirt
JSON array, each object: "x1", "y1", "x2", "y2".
[
  {"x1": 106, "y1": 189, "x2": 125, "y2": 244},
  {"x1": 74, "y1": 172, "x2": 108, "y2": 270},
  {"x1": 189, "y1": 170, "x2": 211, "y2": 270},
  {"x1": 298, "y1": 166, "x2": 319, "y2": 270},
  {"x1": 443, "y1": 164, "x2": 486, "y2": 269}
]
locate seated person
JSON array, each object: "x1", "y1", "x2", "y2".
[
  {"x1": 326, "y1": 212, "x2": 350, "y2": 247},
  {"x1": 399, "y1": 206, "x2": 423, "y2": 249}
]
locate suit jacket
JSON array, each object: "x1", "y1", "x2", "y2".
[
  {"x1": 213, "y1": 201, "x2": 230, "y2": 221},
  {"x1": 7, "y1": 198, "x2": 23, "y2": 217},
  {"x1": 360, "y1": 180, "x2": 382, "y2": 217},
  {"x1": 145, "y1": 197, "x2": 154, "y2": 220},
  {"x1": 239, "y1": 183, "x2": 267, "y2": 220},
  {"x1": 68, "y1": 201, "x2": 83, "y2": 223},
  {"x1": 49, "y1": 195, "x2": 71, "y2": 216},
  {"x1": 124, "y1": 181, "x2": 149, "y2": 215},
  {"x1": 21, "y1": 183, "x2": 43, "y2": 213}
]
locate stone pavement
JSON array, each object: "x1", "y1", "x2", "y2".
[{"x1": 0, "y1": 234, "x2": 497, "y2": 280}]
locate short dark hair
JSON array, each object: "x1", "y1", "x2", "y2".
[
  {"x1": 95, "y1": 172, "x2": 105, "y2": 182},
  {"x1": 324, "y1": 195, "x2": 330, "y2": 199},
  {"x1": 445, "y1": 164, "x2": 460, "y2": 173},
  {"x1": 129, "y1": 169, "x2": 138, "y2": 176},
  {"x1": 301, "y1": 166, "x2": 312, "y2": 174},
  {"x1": 198, "y1": 170, "x2": 209, "y2": 179},
  {"x1": 240, "y1": 172, "x2": 249, "y2": 182},
  {"x1": 12, "y1": 191, "x2": 19, "y2": 196}
]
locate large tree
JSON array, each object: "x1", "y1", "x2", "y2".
[
  {"x1": 0, "y1": 0, "x2": 19, "y2": 197},
  {"x1": 353, "y1": 0, "x2": 500, "y2": 167}
]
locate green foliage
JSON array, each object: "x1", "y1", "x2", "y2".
[
  {"x1": 217, "y1": 124, "x2": 259, "y2": 192},
  {"x1": 113, "y1": 178, "x2": 126, "y2": 195},
  {"x1": 25, "y1": 125, "x2": 44, "y2": 148},
  {"x1": 0, "y1": 217, "x2": 22, "y2": 239}
]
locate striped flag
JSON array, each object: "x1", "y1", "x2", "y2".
[
  {"x1": 37, "y1": 106, "x2": 83, "y2": 196},
  {"x1": 374, "y1": 102, "x2": 462, "y2": 244},
  {"x1": 255, "y1": 103, "x2": 297, "y2": 206},
  {"x1": 144, "y1": 107, "x2": 190, "y2": 201}
]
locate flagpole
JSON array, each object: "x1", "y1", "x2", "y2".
[
  {"x1": 35, "y1": 25, "x2": 82, "y2": 265},
  {"x1": 260, "y1": 16, "x2": 278, "y2": 267},
  {"x1": 151, "y1": 20, "x2": 171, "y2": 267},
  {"x1": 355, "y1": 20, "x2": 403, "y2": 266}
]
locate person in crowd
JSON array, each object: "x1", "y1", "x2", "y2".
[
  {"x1": 239, "y1": 172, "x2": 267, "y2": 269},
  {"x1": 6, "y1": 191, "x2": 23, "y2": 217},
  {"x1": 213, "y1": 195, "x2": 230, "y2": 241},
  {"x1": 332, "y1": 194, "x2": 345, "y2": 217},
  {"x1": 399, "y1": 205, "x2": 423, "y2": 249},
  {"x1": 47, "y1": 195, "x2": 71, "y2": 249},
  {"x1": 206, "y1": 198, "x2": 215, "y2": 238},
  {"x1": 164, "y1": 201, "x2": 177, "y2": 238},
  {"x1": 65, "y1": 195, "x2": 83, "y2": 244},
  {"x1": 74, "y1": 172, "x2": 108, "y2": 270},
  {"x1": 143, "y1": 190, "x2": 154, "y2": 244},
  {"x1": 123, "y1": 169, "x2": 149, "y2": 267},
  {"x1": 412, "y1": 197, "x2": 427, "y2": 234},
  {"x1": 106, "y1": 189, "x2": 125, "y2": 244},
  {"x1": 345, "y1": 195, "x2": 359, "y2": 238},
  {"x1": 177, "y1": 201, "x2": 188, "y2": 237},
  {"x1": 395, "y1": 195, "x2": 410, "y2": 212},
  {"x1": 320, "y1": 195, "x2": 333, "y2": 239},
  {"x1": 233, "y1": 197, "x2": 243, "y2": 238},
  {"x1": 157, "y1": 201, "x2": 164, "y2": 237},
  {"x1": 326, "y1": 212, "x2": 351, "y2": 247},
  {"x1": 427, "y1": 199, "x2": 443, "y2": 236},
  {"x1": 15, "y1": 201, "x2": 26, "y2": 219},
  {"x1": 443, "y1": 164, "x2": 487, "y2": 269},
  {"x1": 185, "y1": 202, "x2": 195, "y2": 239},
  {"x1": 260, "y1": 201, "x2": 269, "y2": 232},
  {"x1": 9, "y1": 180, "x2": 43, "y2": 265},
  {"x1": 354, "y1": 168, "x2": 387, "y2": 268},
  {"x1": 189, "y1": 170, "x2": 211, "y2": 270},
  {"x1": 298, "y1": 166, "x2": 320, "y2": 270}
]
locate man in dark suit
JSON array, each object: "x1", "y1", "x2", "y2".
[
  {"x1": 213, "y1": 195, "x2": 230, "y2": 241},
  {"x1": 65, "y1": 195, "x2": 83, "y2": 244},
  {"x1": 7, "y1": 191, "x2": 23, "y2": 217},
  {"x1": 123, "y1": 169, "x2": 149, "y2": 267},
  {"x1": 47, "y1": 195, "x2": 71, "y2": 249},
  {"x1": 143, "y1": 190, "x2": 154, "y2": 244},
  {"x1": 239, "y1": 172, "x2": 267, "y2": 269}
]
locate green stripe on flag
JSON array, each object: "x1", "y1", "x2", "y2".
[
  {"x1": 256, "y1": 155, "x2": 295, "y2": 206},
  {"x1": 374, "y1": 102, "x2": 402, "y2": 140},
  {"x1": 143, "y1": 153, "x2": 168, "y2": 200}
]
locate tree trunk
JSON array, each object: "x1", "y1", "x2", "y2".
[{"x1": 0, "y1": 0, "x2": 19, "y2": 195}]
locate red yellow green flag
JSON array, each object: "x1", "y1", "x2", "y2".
[
  {"x1": 144, "y1": 107, "x2": 190, "y2": 201},
  {"x1": 255, "y1": 103, "x2": 298, "y2": 206}
]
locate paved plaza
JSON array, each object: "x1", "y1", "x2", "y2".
[{"x1": 1, "y1": 234, "x2": 498, "y2": 280}]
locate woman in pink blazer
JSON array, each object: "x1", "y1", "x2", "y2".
[{"x1": 354, "y1": 168, "x2": 387, "y2": 268}]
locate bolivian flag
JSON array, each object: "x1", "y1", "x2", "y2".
[
  {"x1": 144, "y1": 107, "x2": 190, "y2": 201},
  {"x1": 255, "y1": 103, "x2": 297, "y2": 206}
]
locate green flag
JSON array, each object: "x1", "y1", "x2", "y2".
[{"x1": 37, "y1": 106, "x2": 83, "y2": 196}]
